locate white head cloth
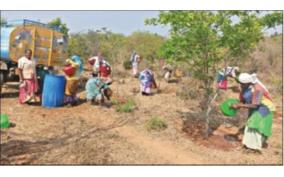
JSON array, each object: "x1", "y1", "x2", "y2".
[{"x1": 238, "y1": 73, "x2": 268, "y2": 92}]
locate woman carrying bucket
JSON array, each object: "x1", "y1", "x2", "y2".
[{"x1": 230, "y1": 73, "x2": 275, "y2": 153}]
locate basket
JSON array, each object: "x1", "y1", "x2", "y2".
[{"x1": 220, "y1": 98, "x2": 239, "y2": 117}]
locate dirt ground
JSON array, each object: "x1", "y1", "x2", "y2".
[{"x1": 0, "y1": 72, "x2": 283, "y2": 165}]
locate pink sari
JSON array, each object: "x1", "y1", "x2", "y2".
[{"x1": 19, "y1": 78, "x2": 38, "y2": 104}]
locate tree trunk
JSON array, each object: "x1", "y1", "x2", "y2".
[{"x1": 204, "y1": 88, "x2": 219, "y2": 139}]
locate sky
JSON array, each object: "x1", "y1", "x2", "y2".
[
  {"x1": 1, "y1": 11, "x2": 170, "y2": 36},
  {"x1": 1, "y1": 11, "x2": 282, "y2": 36}
]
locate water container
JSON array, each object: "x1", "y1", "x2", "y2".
[
  {"x1": 42, "y1": 74, "x2": 66, "y2": 108},
  {"x1": 63, "y1": 65, "x2": 75, "y2": 76},
  {"x1": 1, "y1": 114, "x2": 10, "y2": 129},
  {"x1": 36, "y1": 67, "x2": 49, "y2": 94},
  {"x1": 0, "y1": 26, "x2": 15, "y2": 60}
]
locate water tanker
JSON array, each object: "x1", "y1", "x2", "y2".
[{"x1": 0, "y1": 19, "x2": 68, "y2": 86}]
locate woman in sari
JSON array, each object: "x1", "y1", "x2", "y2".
[
  {"x1": 64, "y1": 56, "x2": 81, "y2": 107},
  {"x1": 231, "y1": 73, "x2": 275, "y2": 152},
  {"x1": 85, "y1": 72, "x2": 112, "y2": 105},
  {"x1": 139, "y1": 68, "x2": 157, "y2": 96},
  {"x1": 18, "y1": 49, "x2": 38, "y2": 104}
]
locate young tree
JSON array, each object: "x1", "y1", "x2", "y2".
[{"x1": 146, "y1": 11, "x2": 282, "y2": 138}]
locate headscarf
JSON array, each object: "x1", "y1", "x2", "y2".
[
  {"x1": 238, "y1": 73, "x2": 257, "y2": 84},
  {"x1": 238, "y1": 73, "x2": 269, "y2": 92},
  {"x1": 71, "y1": 55, "x2": 84, "y2": 74},
  {"x1": 223, "y1": 66, "x2": 239, "y2": 78}
]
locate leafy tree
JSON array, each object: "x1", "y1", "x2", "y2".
[
  {"x1": 260, "y1": 11, "x2": 283, "y2": 29},
  {"x1": 146, "y1": 11, "x2": 282, "y2": 138},
  {"x1": 47, "y1": 17, "x2": 69, "y2": 37}
]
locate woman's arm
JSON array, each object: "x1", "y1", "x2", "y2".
[
  {"x1": 18, "y1": 68, "x2": 24, "y2": 82},
  {"x1": 18, "y1": 59, "x2": 24, "y2": 82},
  {"x1": 233, "y1": 103, "x2": 258, "y2": 109}
]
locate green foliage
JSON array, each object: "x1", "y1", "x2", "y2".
[
  {"x1": 67, "y1": 29, "x2": 165, "y2": 65},
  {"x1": 47, "y1": 17, "x2": 69, "y2": 37},
  {"x1": 260, "y1": 11, "x2": 283, "y2": 28},
  {"x1": 67, "y1": 34, "x2": 89, "y2": 58},
  {"x1": 126, "y1": 31, "x2": 165, "y2": 62},
  {"x1": 146, "y1": 117, "x2": 167, "y2": 131},
  {"x1": 115, "y1": 99, "x2": 136, "y2": 113},
  {"x1": 146, "y1": 11, "x2": 282, "y2": 100},
  {"x1": 68, "y1": 28, "x2": 127, "y2": 63},
  {"x1": 123, "y1": 60, "x2": 132, "y2": 70},
  {"x1": 271, "y1": 76, "x2": 282, "y2": 94}
]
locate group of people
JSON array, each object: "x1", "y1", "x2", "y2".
[
  {"x1": 17, "y1": 49, "x2": 276, "y2": 153},
  {"x1": 129, "y1": 52, "x2": 172, "y2": 95},
  {"x1": 64, "y1": 51, "x2": 113, "y2": 106}
]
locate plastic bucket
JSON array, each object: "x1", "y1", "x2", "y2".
[
  {"x1": 63, "y1": 65, "x2": 75, "y2": 76},
  {"x1": 42, "y1": 74, "x2": 66, "y2": 108},
  {"x1": 0, "y1": 114, "x2": 10, "y2": 129},
  {"x1": 220, "y1": 98, "x2": 239, "y2": 117}
]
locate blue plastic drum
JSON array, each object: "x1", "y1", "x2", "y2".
[{"x1": 42, "y1": 74, "x2": 66, "y2": 108}]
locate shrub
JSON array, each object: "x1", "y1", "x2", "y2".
[
  {"x1": 270, "y1": 76, "x2": 283, "y2": 95},
  {"x1": 176, "y1": 86, "x2": 200, "y2": 100},
  {"x1": 123, "y1": 60, "x2": 132, "y2": 70},
  {"x1": 115, "y1": 99, "x2": 135, "y2": 113},
  {"x1": 146, "y1": 117, "x2": 167, "y2": 131}
]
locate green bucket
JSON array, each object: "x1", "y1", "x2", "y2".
[
  {"x1": 0, "y1": 114, "x2": 10, "y2": 129},
  {"x1": 220, "y1": 98, "x2": 239, "y2": 117}
]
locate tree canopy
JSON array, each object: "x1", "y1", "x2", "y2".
[
  {"x1": 47, "y1": 17, "x2": 69, "y2": 37},
  {"x1": 67, "y1": 29, "x2": 165, "y2": 63},
  {"x1": 146, "y1": 11, "x2": 282, "y2": 89}
]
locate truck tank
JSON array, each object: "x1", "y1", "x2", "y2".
[{"x1": 0, "y1": 26, "x2": 16, "y2": 60}]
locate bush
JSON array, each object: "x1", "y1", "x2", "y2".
[
  {"x1": 115, "y1": 99, "x2": 135, "y2": 113},
  {"x1": 146, "y1": 117, "x2": 167, "y2": 131},
  {"x1": 123, "y1": 60, "x2": 132, "y2": 70},
  {"x1": 270, "y1": 76, "x2": 283, "y2": 95}
]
